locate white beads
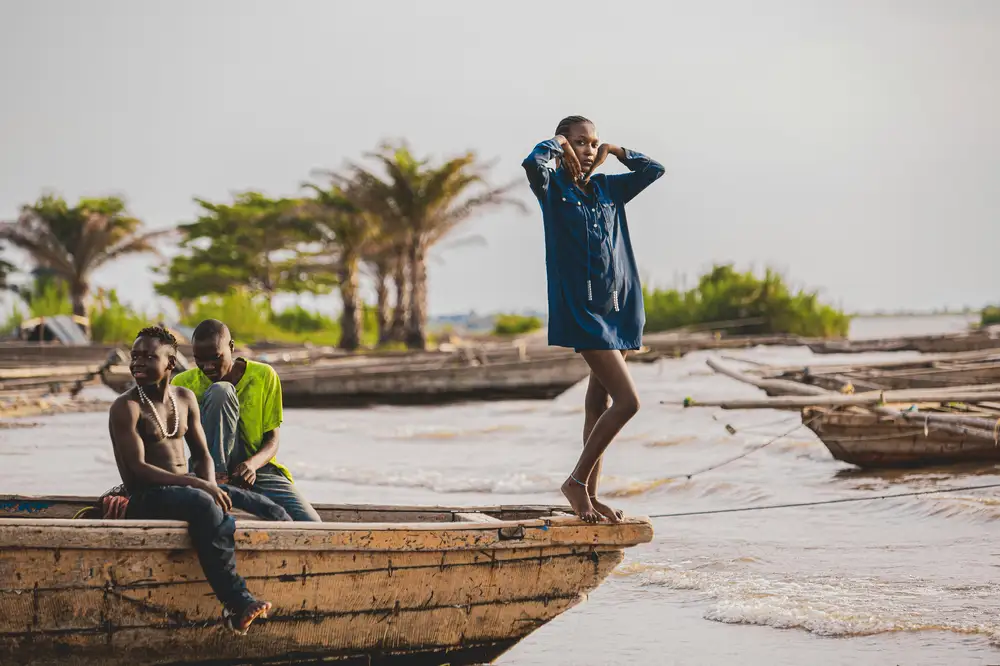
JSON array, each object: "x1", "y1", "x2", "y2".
[{"x1": 137, "y1": 385, "x2": 179, "y2": 439}]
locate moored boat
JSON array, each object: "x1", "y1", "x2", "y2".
[
  {"x1": 802, "y1": 406, "x2": 1000, "y2": 468},
  {"x1": 102, "y1": 350, "x2": 592, "y2": 407},
  {"x1": 765, "y1": 354, "x2": 1000, "y2": 392},
  {"x1": 807, "y1": 329, "x2": 1000, "y2": 355},
  {"x1": 277, "y1": 353, "x2": 590, "y2": 407},
  {"x1": 0, "y1": 497, "x2": 652, "y2": 665},
  {"x1": 689, "y1": 357, "x2": 1000, "y2": 469}
]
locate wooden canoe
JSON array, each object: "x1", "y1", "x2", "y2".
[
  {"x1": 641, "y1": 331, "x2": 805, "y2": 359},
  {"x1": 278, "y1": 353, "x2": 590, "y2": 407},
  {"x1": 0, "y1": 497, "x2": 651, "y2": 665},
  {"x1": 773, "y1": 358, "x2": 1000, "y2": 392},
  {"x1": 807, "y1": 330, "x2": 1000, "y2": 355},
  {"x1": 698, "y1": 358, "x2": 1000, "y2": 469},
  {"x1": 802, "y1": 407, "x2": 1000, "y2": 468},
  {"x1": 102, "y1": 352, "x2": 592, "y2": 407}
]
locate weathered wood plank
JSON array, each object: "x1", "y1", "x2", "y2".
[
  {"x1": 452, "y1": 512, "x2": 504, "y2": 523},
  {"x1": 0, "y1": 550, "x2": 621, "y2": 631},
  {"x1": 0, "y1": 545, "x2": 609, "y2": 589},
  {"x1": 0, "y1": 518, "x2": 653, "y2": 552},
  {"x1": 1, "y1": 598, "x2": 576, "y2": 665}
]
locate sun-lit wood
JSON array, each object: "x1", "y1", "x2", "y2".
[{"x1": 0, "y1": 497, "x2": 652, "y2": 665}]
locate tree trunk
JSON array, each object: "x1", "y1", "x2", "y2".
[
  {"x1": 338, "y1": 258, "x2": 361, "y2": 351},
  {"x1": 373, "y1": 265, "x2": 391, "y2": 345},
  {"x1": 70, "y1": 279, "x2": 88, "y2": 318},
  {"x1": 404, "y1": 242, "x2": 427, "y2": 350},
  {"x1": 387, "y1": 255, "x2": 409, "y2": 343}
]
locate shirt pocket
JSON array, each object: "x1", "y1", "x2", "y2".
[{"x1": 554, "y1": 191, "x2": 589, "y2": 222}]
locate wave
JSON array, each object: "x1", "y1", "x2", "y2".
[
  {"x1": 291, "y1": 465, "x2": 566, "y2": 495},
  {"x1": 389, "y1": 423, "x2": 525, "y2": 440},
  {"x1": 289, "y1": 465, "x2": 761, "y2": 500},
  {"x1": 617, "y1": 561, "x2": 1000, "y2": 640},
  {"x1": 643, "y1": 436, "x2": 699, "y2": 448}
]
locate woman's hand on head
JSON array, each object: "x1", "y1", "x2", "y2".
[
  {"x1": 582, "y1": 144, "x2": 611, "y2": 184},
  {"x1": 555, "y1": 135, "x2": 583, "y2": 182},
  {"x1": 582, "y1": 144, "x2": 625, "y2": 184}
]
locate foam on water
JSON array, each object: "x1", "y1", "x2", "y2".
[
  {"x1": 290, "y1": 465, "x2": 567, "y2": 494},
  {"x1": 619, "y1": 561, "x2": 1000, "y2": 641},
  {"x1": 389, "y1": 423, "x2": 525, "y2": 440}
]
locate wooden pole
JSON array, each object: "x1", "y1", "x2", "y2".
[
  {"x1": 692, "y1": 357, "x2": 1000, "y2": 442},
  {"x1": 683, "y1": 391, "x2": 1000, "y2": 410}
]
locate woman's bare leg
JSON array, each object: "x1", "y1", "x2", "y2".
[
  {"x1": 561, "y1": 350, "x2": 640, "y2": 522},
  {"x1": 584, "y1": 351, "x2": 628, "y2": 523}
]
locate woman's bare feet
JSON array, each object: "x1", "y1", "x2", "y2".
[
  {"x1": 590, "y1": 496, "x2": 624, "y2": 524},
  {"x1": 226, "y1": 600, "x2": 272, "y2": 636},
  {"x1": 561, "y1": 477, "x2": 602, "y2": 523}
]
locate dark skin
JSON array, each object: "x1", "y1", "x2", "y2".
[
  {"x1": 581, "y1": 351, "x2": 629, "y2": 523},
  {"x1": 554, "y1": 121, "x2": 627, "y2": 188},
  {"x1": 109, "y1": 336, "x2": 231, "y2": 511},
  {"x1": 554, "y1": 120, "x2": 640, "y2": 524},
  {"x1": 110, "y1": 334, "x2": 272, "y2": 631},
  {"x1": 192, "y1": 328, "x2": 279, "y2": 488}
]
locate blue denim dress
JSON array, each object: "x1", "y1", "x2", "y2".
[{"x1": 522, "y1": 139, "x2": 664, "y2": 351}]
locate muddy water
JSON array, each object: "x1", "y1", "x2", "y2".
[{"x1": 2, "y1": 316, "x2": 997, "y2": 665}]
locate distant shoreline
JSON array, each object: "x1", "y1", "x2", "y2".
[{"x1": 848, "y1": 311, "x2": 978, "y2": 319}]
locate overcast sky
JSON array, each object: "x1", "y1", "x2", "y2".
[{"x1": 1, "y1": 0, "x2": 997, "y2": 317}]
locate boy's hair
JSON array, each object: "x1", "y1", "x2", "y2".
[{"x1": 135, "y1": 325, "x2": 178, "y2": 352}]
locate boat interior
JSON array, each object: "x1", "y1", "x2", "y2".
[{"x1": 0, "y1": 495, "x2": 574, "y2": 524}]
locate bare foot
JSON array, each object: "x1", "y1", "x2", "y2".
[
  {"x1": 226, "y1": 600, "x2": 272, "y2": 635},
  {"x1": 590, "y1": 496, "x2": 624, "y2": 524},
  {"x1": 561, "y1": 478, "x2": 602, "y2": 523}
]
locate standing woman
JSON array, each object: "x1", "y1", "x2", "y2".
[{"x1": 522, "y1": 116, "x2": 665, "y2": 523}]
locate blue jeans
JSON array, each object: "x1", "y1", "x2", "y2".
[
  {"x1": 126, "y1": 485, "x2": 255, "y2": 612},
  {"x1": 220, "y1": 483, "x2": 291, "y2": 521},
  {"x1": 199, "y1": 382, "x2": 322, "y2": 522}
]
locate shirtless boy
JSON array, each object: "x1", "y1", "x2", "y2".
[{"x1": 108, "y1": 326, "x2": 273, "y2": 634}]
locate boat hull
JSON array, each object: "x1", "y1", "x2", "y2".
[
  {"x1": 804, "y1": 408, "x2": 1000, "y2": 468},
  {"x1": 0, "y1": 501, "x2": 652, "y2": 665}
]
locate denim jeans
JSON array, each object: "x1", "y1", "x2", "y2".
[
  {"x1": 246, "y1": 465, "x2": 322, "y2": 522},
  {"x1": 220, "y1": 483, "x2": 291, "y2": 521},
  {"x1": 199, "y1": 382, "x2": 322, "y2": 522},
  {"x1": 126, "y1": 485, "x2": 255, "y2": 612}
]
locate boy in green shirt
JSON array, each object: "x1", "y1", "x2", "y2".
[{"x1": 172, "y1": 319, "x2": 321, "y2": 521}]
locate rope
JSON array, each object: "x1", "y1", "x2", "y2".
[
  {"x1": 675, "y1": 417, "x2": 812, "y2": 479},
  {"x1": 648, "y1": 481, "x2": 1000, "y2": 519}
]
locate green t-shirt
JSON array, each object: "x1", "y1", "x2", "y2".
[{"x1": 172, "y1": 359, "x2": 292, "y2": 481}]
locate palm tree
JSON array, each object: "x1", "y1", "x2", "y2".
[
  {"x1": 344, "y1": 142, "x2": 525, "y2": 349},
  {"x1": 327, "y1": 173, "x2": 409, "y2": 345},
  {"x1": 298, "y1": 182, "x2": 381, "y2": 351},
  {"x1": 0, "y1": 257, "x2": 14, "y2": 292},
  {"x1": 0, "y1": 194, "x2": 168, "y2": 317},
  {"x1": 365, "y1": 240, "x2": 408, "y2": 345}
]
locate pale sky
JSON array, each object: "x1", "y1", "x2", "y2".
[{"x1": 1, "y1": 0, "x2": 998, "y2": 318}]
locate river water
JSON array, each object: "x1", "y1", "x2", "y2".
[{"x1": 2, "y1": 315, "x2": 997, "y2": 665}]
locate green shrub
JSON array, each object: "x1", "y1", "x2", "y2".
[
  {"x1": 26, "y1": 280, "x2": 72, "y2": 317},
  {"x1": 180, "y1": 289, "x2": 383, "y2": 347},
  {"x1": 982, "y1": 306, "x2": 1000, "y2": 327},
  {"x1": 270, "y1": 305, "x2": 336, "y2": 333},
  {"x1": 90, "y1": 289, "x2": 155, "y2": 343},
  {"x1": 643, "y1": 264, "x2": 850, "y2": 338},
  {"x1": 0, "y1": 303, "x2": 24, "y2": 336},
  {"x1": 493, "y1": 314, "x2": 543, "y2": 336}
]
